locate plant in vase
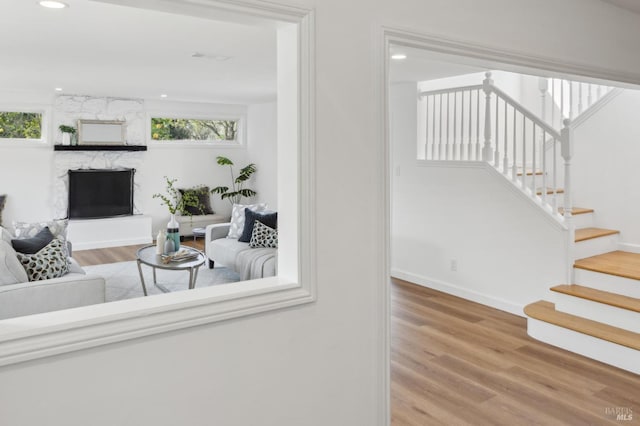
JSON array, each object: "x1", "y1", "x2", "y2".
[
  {"x1": 153, "y1": 177, "x2": 204, "y2": 252},
  {"x1": 59, "y1": 124, "x2": 77, "y2": 146},
  {"x1": 211, "y1": 156, "x2": 257, "y2": 205}
]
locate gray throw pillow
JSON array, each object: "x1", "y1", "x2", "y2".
[
  {"x1": 12, "y1": 226, "x2": 54, "y2": 254},
  {"x1": 16, "y1": 238, "x2": 70, "y2": 282},
  {"x1": 0, "y1": 240, "x2": 29, "y2": 285}
]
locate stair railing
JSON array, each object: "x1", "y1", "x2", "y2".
[
  {"x1": 540, "y1": 77, "x2": 614, "y2": 128},
  {"x1": 419, "y1": 71, "x2": 575, "y2": 282}
]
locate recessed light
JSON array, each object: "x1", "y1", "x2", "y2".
[
  {"x1": 39, "y1": 1, "x2": 69, "y2": 9},
  {"x1": 391, "y1": 54, "x2": 407, "y2": 60},
  {"x1": 191, "y1": 52, "x2": 232, "y2": 61},
  {"x1": 160, "y1": 94, "x2": 168, "y2": 98},
  {"x1": 54, "y1": 87, "x2": 63, "y2": 92}
]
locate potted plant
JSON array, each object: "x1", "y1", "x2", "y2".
[
  {"x1": 211, "y1": 156, "x2": 257, "y2": 205},
  {"x1": 59, "y1": 124, "x2": 76, "y2": 146},
  {"x1": 153, "y1": 177, "x2": 204, "y2": 251}
]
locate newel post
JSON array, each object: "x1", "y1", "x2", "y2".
[
  {"x1": 538, "y1": 77, "x2": 548, "y2": 123},
  {"x1": 482, "y1": 71, "x2": 494, "y2": 162},
  {"x1": 561, "y1": 119, "x2": 574, "y2": 284}
]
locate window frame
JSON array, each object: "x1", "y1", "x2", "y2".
[
  {"x1": 0, "y1": 1, "x2": 316, "y2": 367},
  {"x1": 147, "y1": 111, "x2": 246, "y2": 149},
  {"x1": 0, "y1": 104, "x2": 51, "y2": 148}
]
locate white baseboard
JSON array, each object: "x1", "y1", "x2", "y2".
[
  {"x1": 72, "y1": 237, "x2": 152, "y2": 251},
  {"x1": 391, "y1": 269, "x2": 525, "y2": 317}
]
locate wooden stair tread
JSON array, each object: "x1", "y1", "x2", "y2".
[
  {"x1": 574, "y1": 250, "x2": 640, "y2": 281},
  {"x1": 524, "y1": 300, "x2": 640, "y2": 350},
  {"x1": 536, "y1": 187, "x2": 564, "y2": 195},
  {"x1": 574, "y1": 227, "x2": 619, "y2": 242},
  {"x1": 551, "y1": 284, "x2": 640, "y2": 313},
  {"x1": 558, "y1": 207, "x2": 594, "y2": 216}
]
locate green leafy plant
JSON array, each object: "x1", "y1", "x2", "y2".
[
  {"x1": 211, "y1": 156, "x2": 257, "y2": 205},
  {"x1": 153, "y1": 177, "x2": 204, "y2": 216},
  {"x1": 58, "y1": 125, "x2": 76, "y2": 134}
]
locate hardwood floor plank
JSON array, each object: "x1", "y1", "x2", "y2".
[{"x1": 390, "y1": 279, "x2": 640, "y2": 424}]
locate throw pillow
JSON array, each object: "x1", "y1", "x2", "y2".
[
  {"x1": 13, "y1": 219, "x2": 68, "y2": 241},
  {"x1": 0, "y1": 194, "x2": 5, "y2": 227},
  {"x1": 0, "y1": 226, "x2": 12, "y2": 244},
  {"x1": 239, "y1": 209, "x2": 277, "y2": 243},
  {"x1": 179, "y1": 187, "x2": 214, "y2": 216},
  {"x1": 16, "y1": 237, "x2": 70, "y2": 282},
  {"x1": 228, "y1": 203, "x2": 267, "y2": 239},
  {"x1": 11, "y1": 226, "x2": 55, "y2": 254},
  {"x1": 0, "y1": 240, "x2": 29, "y2": 285},
  {"x1": 249, "y1": 220, "x2": 278, "y2": 248}
]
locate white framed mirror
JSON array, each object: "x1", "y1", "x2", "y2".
[{"x1": 78, "y1": 119, "x2": 126, "y2": 145}]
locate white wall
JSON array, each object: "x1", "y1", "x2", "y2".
[
  {"x1": 0, "y1": 96, "x2": 277, "y2": 236},
  {"x1": 3, "y1": 0, "x2": 640, "y2": 425},
  {"x1": 572, "y1": 89, "x2": 640, "y2": 245},
  {"x1": 392, "y1": 82, "x2": 567, "y2": 315},
  {"x1": 248, "y1": 102, "x2": 278, "y2": 209}
]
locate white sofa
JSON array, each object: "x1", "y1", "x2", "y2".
[
  {"x1": 205, "y1": 223, "x2": 277, "y2": 280},
  {"x1": 0, "y1": 227, "x2": 105, "y2": 320}
]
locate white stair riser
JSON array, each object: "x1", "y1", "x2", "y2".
[
  {"x1": 574, "y1": 234, "x2": 619, "y2": 260},
  {"x1": 573, "y1": 269, "x2": 640, "y2": 299},
  {"x1": 527, "y1": 318, "x2": 639, "y2": 374},
  {"x1": 553, "y1": 292, "x2": 640, "y2": 333},
  {"x1": 571, "y1": 213, "x2": 594, "y2": 229}
]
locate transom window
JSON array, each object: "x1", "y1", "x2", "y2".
[
  {"x1": 151, "y1": 117, "x2": 239, "y2": 142},
  {"x1": 0, "y1": 111, "x2": 42, "y2": 139}
]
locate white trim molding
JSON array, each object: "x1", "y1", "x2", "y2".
[{"x1": 0, "y1": 0, "x2": 316, "y2": 369}]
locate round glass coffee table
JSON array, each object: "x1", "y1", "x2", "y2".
[{"x1": 136, "y1": 245, "x2": 206, "y2": 296}]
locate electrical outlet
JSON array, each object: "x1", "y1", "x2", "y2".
[{"x1": 450, "y1": 259, "x2": 457, "y2": 272}]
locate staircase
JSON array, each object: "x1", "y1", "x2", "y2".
[
  {"x1": 524, "y1": 206, "x2": 640, "y2": 375},
  {"x1": 419, "y1": 73, "x2": 640, "y2": 374}
]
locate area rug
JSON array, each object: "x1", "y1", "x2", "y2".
[{"x1": 83, "y1": 261, "x2": 241, "y2": 302}]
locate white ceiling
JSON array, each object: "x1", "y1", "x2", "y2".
[
  {"x1": 389, "y1": 45, "x2": 487, "y2": 83},
  {"x1": 600, "y1": 0, "x2": 640, "y2": 14},
  {"x1": 0, "y1": 0, "x2": 277, "y2": 104}
]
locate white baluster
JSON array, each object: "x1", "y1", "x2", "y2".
[
  {"x1": 538, "y1": 77, "x2": 548, "y2": 124},
  {"x1": 561, "y1": 118, "x2": 574, "y2": 284},
  {"x1": 512, "y1": 107, "x2": 517, "y2": 181},
  {"x1": 431, "y1": 95, "x2": 436, "y2": 160},
  {"x1": 569, "y1": 81, "x2": 574, "y2": 119},
  {"x1": 588, "y1": 84, "x2": 593, "y2": 107},
  {"x1": 482, "y1": 72, "x2": 494, "y2": 162},
  {"x1": 542, "y1": 130, "x2": 547, "y2": 205},
  {"x1": 551, "y1": 79, "x2": 556, "y2": 128},
  {"x1": 531, "y1": 124, "x2": 536, "y2": 195},
  {"x1": 476, "y1": 89, "x2": 481, "y2": 160},
  {"x1": 503, "y1": 98, "x2": 508, "y2": 174},
  {"x1": 453, "y1": 91, "x2": 458, "y2": 160},
  {"x1": 522, "y1": 115, "x2": 526, "y2": 189},
  {"x1": 467, "y1": 89, "x2": 472, "y2": 160},
  {"x1": 553, "y1": 137, "x2": 558, "y2": 211},
  {"x1": 560, "y1": 80, "x2": 564, "y2": 120},
  {"x1": 439, "y1": 94, "x2": 443, "y2": 160},
  {"x1": 424, "y1": 96, "x2": 429, "y2": 159},
  {"x1": 494, "y1": 94, "x2": 500, "y2": 166},
  {"x1": 461, "y1": 91, "x2": 465, "y2": 160},
  {"x1": 578, "y1": 83, "x2": 583, "y2": 115},
  {"x1": 446, "y1": 92, "x2": 451, "y2": 160}
]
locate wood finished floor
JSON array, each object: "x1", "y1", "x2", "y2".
[
  {"x1": 390, "y1": 278, "x2": 640, "y2": 426},
  {"x1": 73, "y1": 239, "x2": 204, "y2": 267},
  {"x1": 73, "y1": 245, "x2": 639, "y2": 425}
]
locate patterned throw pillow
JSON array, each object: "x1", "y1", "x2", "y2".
[
  {"x1": 16, "y1": 238, "x2": 70, "y2": 282},
  {"x1": 13, "y1": 219, "x2": 68, "y2": 241},
  {"x1": 249, "y1": 220, "x2": 278, "y2": 248},
  {"x1": 227, "y1": 203, "x2": 267, "y2": 239}
]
